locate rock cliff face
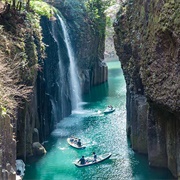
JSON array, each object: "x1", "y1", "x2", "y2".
[
  {"x1": 0, "y1": 6, "x2": 44, "y2": 178},
  {"x1": 37, "y1": 17, "x2": 72, "y2": 142},
  {"x1": 0, "y1": 109, "x2": 16, "y2": 179},
  {"x1": 114, "y1": 0, "x2": 180, "y2": 177},
  {"x1": 16, "y1": 87, "x2": 39, "y2": 160}
]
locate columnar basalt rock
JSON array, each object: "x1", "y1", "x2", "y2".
[
  {"x1": 37, "y1": 16, "x2": 72, "y2": 144},
  {"x1": 91, "y1": 61, "x2": 108, "y2": 87},
  {"x1": 130, "y1": 95, "x2": 148, "y2": 154},
  {"x1": 0, "y1": 108, "x2": 16, "y2": 180},
  {"x1": 16, "y1": 87, "x2": 40, "y2": 160},
  {"x1": 114, "y1": 0, "x2": 180, "y2": 177},
  {"x1": 147, "y1": 105, "x2": 168, "y2": 167}
]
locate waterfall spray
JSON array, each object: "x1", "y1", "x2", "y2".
[
  {"x1": 50, "y1": 21, "x2": 67, "y2": 120},
  {"x1": 57, "y1": 15, "x2": 82, "y2": 110}
]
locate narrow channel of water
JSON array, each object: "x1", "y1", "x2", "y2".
[{"x1": 24, "y1": 60, "x2": 174, "y2": 180}]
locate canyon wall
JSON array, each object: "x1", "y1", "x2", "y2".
[
  {"x1": 0, "y1": 0, "x2": 108, "y2": 178},
  {"x1": 0, "y1": 108, "x2": 16, "y2": 179},
  {"x1": 114, "y1": 0, "x2": 180, "y2": 177},
  {"x1": 0, "y1": 5, "x2": 44, "y2": 178}
]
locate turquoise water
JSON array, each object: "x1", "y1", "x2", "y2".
[{"x1": 24, "y1": 61, "x2": 174, "y2": 180}]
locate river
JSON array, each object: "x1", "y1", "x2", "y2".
[{"x1": 24, "y1": 60, "x2": 174, "y2": 180}]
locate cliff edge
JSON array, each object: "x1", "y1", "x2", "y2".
[{"x1": 114, "y1": 0, "x2": 180, "y2": 177}]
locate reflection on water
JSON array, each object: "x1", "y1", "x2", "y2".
[{"x1": 24, "y1": 61, "x2": 174, "y2": 180}]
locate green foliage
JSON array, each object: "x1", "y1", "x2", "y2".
[
  {"x1": 85, "y1": 0, "x2": 107, "y2": 36},
  {"x1": 85, "y1": 0, "x2": 105, "y2": 18},
  {"x1": 30, "y1": 0, "x2": 57, "y2": 18},
  {"x1": 85, "y1": 0, "x2": 116, "y2": 12},
  {"x1": 85, "y1": 0, "x2": 119, "y2": 34}
]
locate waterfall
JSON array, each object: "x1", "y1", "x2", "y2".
[
  {"x1": 50, "y1": 21, "x2": 67, "y2": 120},
  {"x1": 57, "y1": 15, "x2": 82, "y2": 110}
]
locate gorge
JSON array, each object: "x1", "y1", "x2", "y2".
[
  {"x1": 114, "y1": 0, "x2": 180, "y2": 178},
  {"x1": 0, "y1": 0, "x2": 179, "y2": 179}
]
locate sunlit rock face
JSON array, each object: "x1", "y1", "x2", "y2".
[{"x1": 114, "y1": 0, "x2": 180, "y2": 177}]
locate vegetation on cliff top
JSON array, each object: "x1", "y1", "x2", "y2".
[
  {"x1": 0, "y1": 0, "x2": 53, "y2": 115},
  {"x1": 85, "y1": 0, "x2": 119, "y2": 33},
  {"x1": 82, "y1": 0, "x2": 123, "y2": 59}
]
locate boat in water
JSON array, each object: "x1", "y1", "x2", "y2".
[
  {"x1": 74, "y1": 153, "x2": 112, "y2": 167},
  {"x1": 104, "y1": 106, "x2": 115, "y2": 114},
  {"x1": 67, "y1": 137, "x2": 86, "y2": 149}
]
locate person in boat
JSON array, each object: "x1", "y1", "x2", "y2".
[
  {"x1": 70, "y1": 136, "x2": 78, "y2": 143},
  {"x1": 108, "y1": 105, "x2": 113, "y2": 109},
  {"x1": 70, "y1": 137, "x2": 74, "y2": 143},
  {"x1": 77, "y1": 139, "x2": 82, "y2": 147},
  {"x1": 93, "y1": 152, "x2": 97, "y2": 162},
  {"x1": 78, "y1": 156, "x2": 86, "y2": 164}
]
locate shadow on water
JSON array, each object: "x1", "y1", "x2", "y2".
[
  {"x1": 83, "y1": 82, "x2": 109, "y2": 103},
  {"x1": 126, "y1": 137, "x2": 175, "y2": 180}
]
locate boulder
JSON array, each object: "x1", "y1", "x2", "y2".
[{"x1": 32, "y1": 142, "x2": 46, "y2": 156}]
